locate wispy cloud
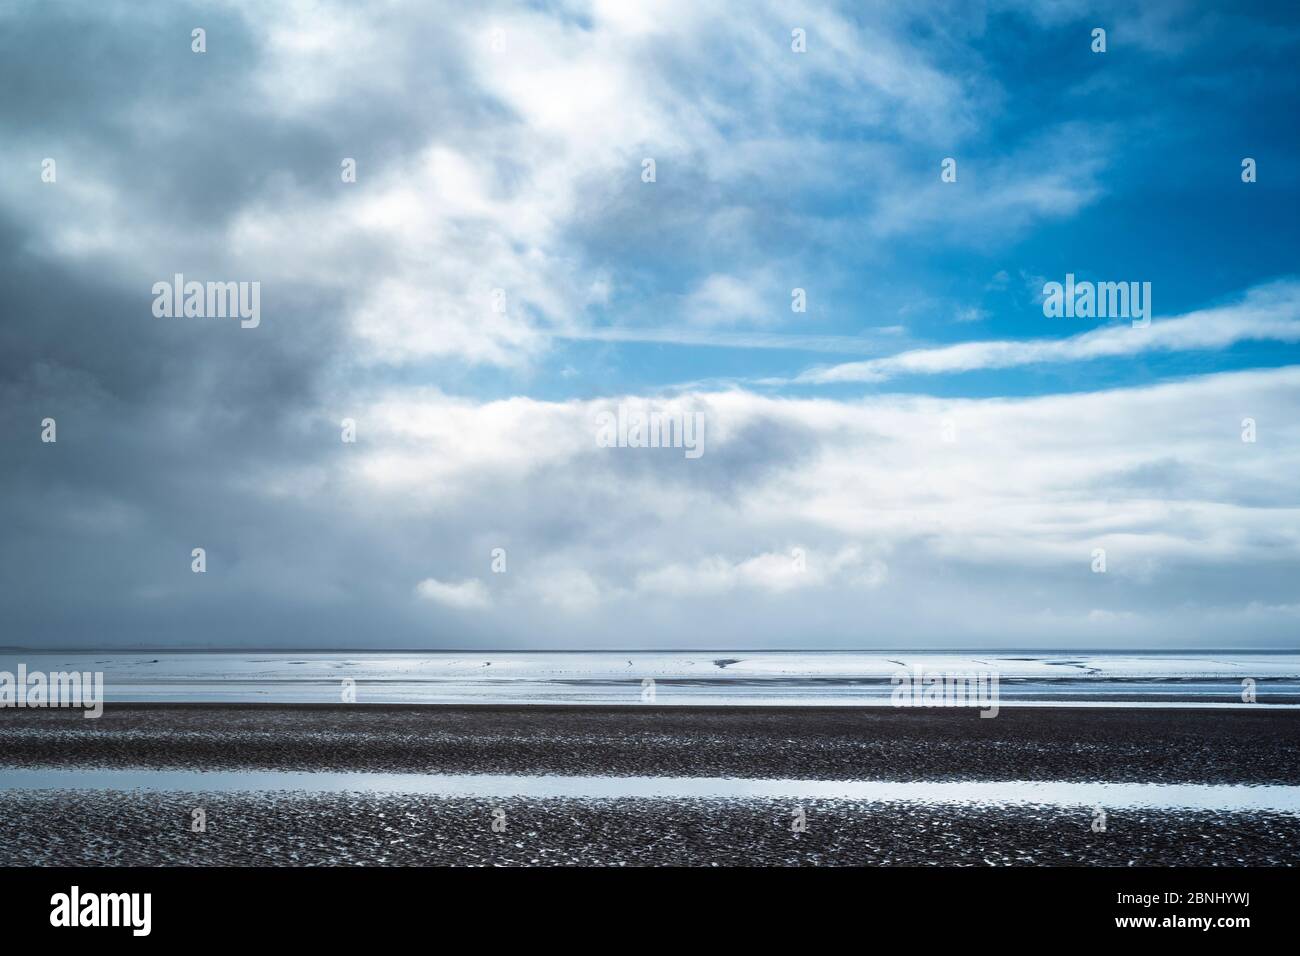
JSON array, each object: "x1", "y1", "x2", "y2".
[
  {"x1": 792, "y1": 281, "x2": 1300, "y2": 384},
  {"x1": 551, "y1": 326, "x2": 907, "y2": 354}
]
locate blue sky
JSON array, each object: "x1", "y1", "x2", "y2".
[
  {"x1": 1, "y1": 0, "x2": 1298, "y2": 648},
  {"x1": 370, "y1": 0, "x2": 1300, "y2": 405},
  {"x1": 584, "y1": 5, "x2": 1298, "y2": 400}
]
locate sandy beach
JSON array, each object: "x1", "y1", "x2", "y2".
[
  {"x1": 2, "y1": 703, "x2": 1298, "y2": 781},
  {"x1": 1, "y1": 704, "x2": 1298, "y2": 866},
  {"x1": 2, "y1": 791, "x2": 1295, "y2": 866}
]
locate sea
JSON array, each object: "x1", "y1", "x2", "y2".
[{"x1": 1, "y1": 649, "x2": 1297, "y2": 706}]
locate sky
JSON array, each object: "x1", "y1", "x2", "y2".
[{"x1": 1, "y1": 0, "x2": 1298, "y2": 649}]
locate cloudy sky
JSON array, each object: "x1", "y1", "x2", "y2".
[{"x1": 2, "y1": 0, "x2": 1298, "y2": 649}]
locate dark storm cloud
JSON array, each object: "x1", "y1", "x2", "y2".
[{"x1": 0, "y1": 2, "x2": 409, "y2": 645}]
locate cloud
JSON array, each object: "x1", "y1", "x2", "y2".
[
  {"x1": 524, "y1": 568, "x2": 603, "y2": 613},
  {"x1": 553, "y1": 326, "x2": 907, "y2": 354},
  {"x1": 0, "y1": 0, "x2": 1136, "y2": 394},
  {"x1": 865, "y1": 122, "x2": 1110, "y2": 241},
  {"x1": 683, "y1": 274, "x2": 777, "y2": 327},
  {"x1": 247, "y1": 363, "x2": 1300, "y2": 647},
  {"x1": 6, "y1": 348, "x2": 1300, "y2": 647},
  {"x1": 795, "y1": 280, "x2": 1300, "y2": 384},
  {"x1": 636, "y1": 547, "x2": 886, "y2": 597},
  {"x1": 2, "y1": 0, "x2": 1297, "y2": 654},
  {"x1": 0, "y1": 0, "x2": 1053, "y2": 374},
  {"x1": 415, "y1": 577, "x2": 490, "y2": 609}
]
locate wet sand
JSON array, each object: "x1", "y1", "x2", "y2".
[
  {"x1": 2, "y1": 704, "x2": 1298, "y2": 865},
  {"x1": 0, "y1": 791, "x2": 1295, "y2": 866},
  {"x1": 2, "y1": 703, "x2": 1299, "y2": 783}
]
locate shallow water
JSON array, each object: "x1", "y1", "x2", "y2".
[
  {"x1": 2, "y1": 650, "x2": 1298, "y2": 706},
  {"x1": 3, "y1": 767, "x2": 1299, "y2": 813}
]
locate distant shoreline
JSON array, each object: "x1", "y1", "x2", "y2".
[{"x1": 4, "y1": 647, "x2": 1298, "y2": 653}]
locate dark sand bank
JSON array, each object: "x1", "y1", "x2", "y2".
[
  {"x1": 2, "y1": 703, "x2": 1298, "y2": 784},
  {"x1": 0, "y1": 791, "x2": 1294, "y2": 866},
  {"x1": 4, "y1": 705, "x2": 1298, "y2": 866}
]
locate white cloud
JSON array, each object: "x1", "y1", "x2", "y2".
[
  {"x1": 0, "y1": 1, "x2": 1109, "y2": 371},
  {"x1": 524, "y1": 568, "x2": 604, "y2": 613},
  {"x1": 313, "y1": 364, "x2": 1300, "y2": 645},
  {"x1": 184, "y1": 0, "x2": 1019, "y2": 367},
  {"x1": 797, "y1": 280, "x2": 1300, "y2": 384},
  {"x1": 414, "y1": 577, "x2": 490, "y2": 609},
  {"x1": 636, "y1": 547, "x2": 886, "y2": 597},
  {"x1": 683, "y1": 273, "x2": 776, "y2": 327},
  {"x1": 865, "y1": 122, "x2": 1109, "y2": 241}
]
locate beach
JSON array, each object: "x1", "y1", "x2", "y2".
[{"x1": 1, "y1": 704, "x2": 1297, "y2": 866}]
